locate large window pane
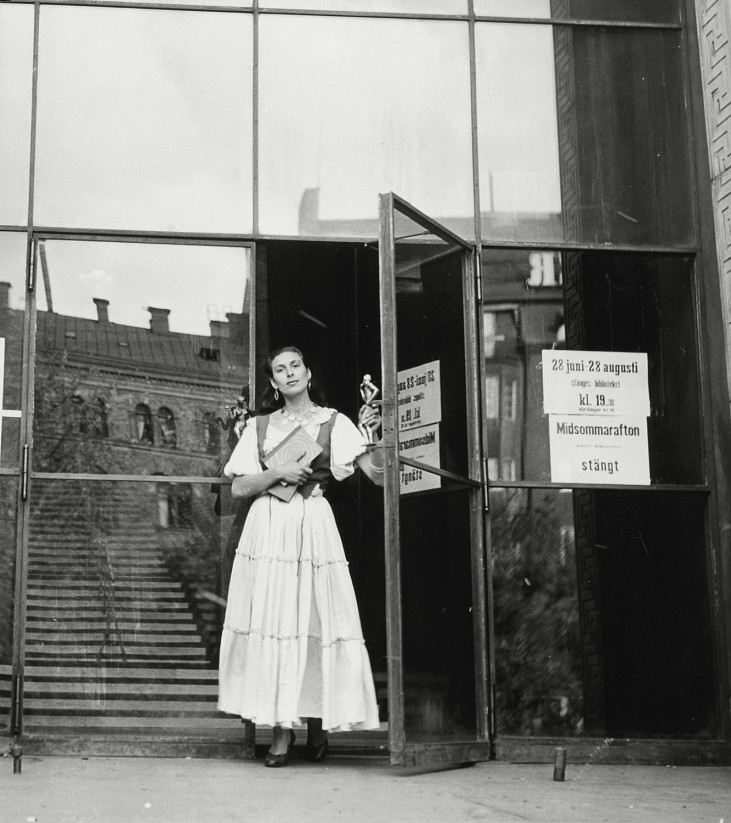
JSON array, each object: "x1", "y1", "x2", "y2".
[
  {"x1": 476, "y1": 25, "x2": 693, "y2": 245},
  {"x1": 264, "y1": 0, "x2": 465, "y2": 10},
  {"x1": 492, "y1": 488, "x2": 583, "y2": 736},
  {"x1": 475, "y1": 0, "x2": 550, "y2": 18},
  {"x1": 482, "y1": 250, "x2": 702, "y2": 485},
  {"x1": 0, "y1": 232, "x2": 27, "y2": 469},
  {"x1": 0, "y1": 478, "x2": 17, "y2": 738},
  {"x1": 0, "y1": 5, "x2": 34, "y2": 226},
  {"x1": 35, "y1": 7, "x2": 253, "y2": 233},
  {"x1": 490, "y1": 487, "x2": 715, "y2": 738},
  {"x1": 43, "y1": 0, "x2": 251, "y2": 6},
  {"x1": 23, "y1": 478, "x2": 248, "y2": 741},
  {"x1": 259, "y1": 16, "x2": 474, "y2": 238},
  {"x1": 475, "y1": 24, "x2": 562, "y2": 242},
  {"x1": 475, "y1": 0, "x2": 679, "y2": 24},
  {"x1": 561, "y1": 26, "x2": 692, "y2": 245},
  {"x1": 32, "y1": 240, "x2": 252, "y2": 475}
]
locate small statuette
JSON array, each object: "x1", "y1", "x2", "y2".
[
  {"x1": 358, "y1": 373, "x2": 380, "y2": 444},
  {"x1": 227, "y1": 395, "x2": 249, "y2": 439}
]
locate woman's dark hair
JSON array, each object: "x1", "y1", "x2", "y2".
[{"x1": 256, "y1": 345, "x2": 326, "y2": 415}]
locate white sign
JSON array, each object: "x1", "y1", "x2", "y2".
[
  {"x1": 542, "y1": 350, "x2": 650, "y2": 417},
  {"x1": 399, "y1": 423, "x2": 441, "y2": 494},
  {"x1": 548, "y1": 414, "x2": 650, "y2": 485},
  {"x1": 397, "y1": 360, "x2": 441, "y2": 431}
]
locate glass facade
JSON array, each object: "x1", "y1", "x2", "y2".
[
  {"x1": 0, "y1": 0, "x2": 722, "y2": 752},
  {"x1": 1, "y1": 4, "x2": 696, "y2": 246}
]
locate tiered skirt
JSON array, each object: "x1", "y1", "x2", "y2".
[{"x1": 218, "y1": 492, "x2": 380, "y2": 731}]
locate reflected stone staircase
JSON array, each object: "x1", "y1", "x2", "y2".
[{"x1": 21, "y1": 480, "x2": 251, "y2": 757}]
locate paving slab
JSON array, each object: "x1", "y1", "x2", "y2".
[{"x1": 0, "y1": 755, "x2": 729, "y2": 823}]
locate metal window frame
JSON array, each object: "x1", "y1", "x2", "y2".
[{"x1": 1, "y1": 0, "x2": 727, "y2": 752}]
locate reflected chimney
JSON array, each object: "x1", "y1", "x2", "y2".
[
  {"x1": 94, "y1": 297, "x2": 109, "y2": 323},
  {"x1": 226, "y1": 312, "x2": 247, "y2": 345},
  {"x1": 210, "y1": 319, "x2": 229, "y2": 339},
  {"x1": 148, "y1": 307, "x2": 170, "y2": 334},
  {"x1": 0, "y1": 282, "x2": 10, "y2": 312}
]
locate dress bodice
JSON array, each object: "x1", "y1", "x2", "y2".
[{"x1": 256, "y1": 412, "x2": 338, "y2": 499}]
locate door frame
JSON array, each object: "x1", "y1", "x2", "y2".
[{"x1": 378, "y1": 192, "x2": 491, "y2": 767}]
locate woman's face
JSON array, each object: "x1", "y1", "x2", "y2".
[{"x1": 270, "y1": 350, "x2": 311, "y2": 399}]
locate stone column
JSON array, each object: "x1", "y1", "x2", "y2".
[{"x1": 696, "y1": 0, "x2": 731, "y2": 401}]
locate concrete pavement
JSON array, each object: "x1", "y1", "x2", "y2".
[{"x1": 1, "y1": 754, "x2": 730, "y2": 823}]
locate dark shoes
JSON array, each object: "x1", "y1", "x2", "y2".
[
  {"x1": 263, "y1": 730, "x2": 329, "y2": 766},
  {"x1": 304, "y1": 736, "x2": 329, "y2": 763},
  {"x1": 263, "y1": 730, "x2": 296, "y2": 768}
]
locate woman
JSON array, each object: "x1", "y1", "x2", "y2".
[{"x1": 217, "y1": 346, "x2": 384, "y2": 767}]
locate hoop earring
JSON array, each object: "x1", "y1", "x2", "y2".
[{"x1": 274, "y1": 388, "x2": 280, "y2": 401}]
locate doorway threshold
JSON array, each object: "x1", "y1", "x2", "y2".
[{"x1": 254, "y1": 724, "x2": 389, "y2": 759}]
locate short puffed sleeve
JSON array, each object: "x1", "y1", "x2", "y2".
[
  {"x1": 330, "y1": 412, "x2": 368, "y2": 482},
  {"x1": 223, "y1": 419, "x2": 262, "y2": 478}
]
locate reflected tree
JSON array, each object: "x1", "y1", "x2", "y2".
[
  {"x1": 158, "y1": 485, "x2": 224, "y2": 664},
  {"x1": 33, "y1": 355, "x2": 116, "y2": 475},
  {"x1": 492, "y1": 491, "x2": 584, "y2": 735},
  {"x1": 0, "y1": 494, "x2": 15, "y2": 666}
]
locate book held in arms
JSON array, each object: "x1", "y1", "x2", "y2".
[{"x1": 263, "y1": 425, "x2": 323, "y2": 502}]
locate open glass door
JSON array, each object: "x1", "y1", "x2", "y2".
[{"x1": 378, "y1": 193, "x2": 490, "y2": 767}]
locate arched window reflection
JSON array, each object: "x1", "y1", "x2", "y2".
[
  {"x1": 158, "y1": 406, "x2": 177, "y2": 448},
  {"x1": 93, "y1": 397, "x2": 109, "y2": 438},
  {"x1": 203, "y1": 412, "x2": 220, "y2": 455},
  {"x1": 135, "y1": 403, "x2": 154, "y2": 445},
  {"x1": 158, "y1": 482, "x2": 193, "y2": 528},
  {"x1": 70, "y1": 395, "x2": 87, "y2": 435}
]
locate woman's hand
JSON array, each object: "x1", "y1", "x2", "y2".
[
  {"x1": 275, "y1": 459, "x2": 313, "y2": 487},
  {"x1": 358, "y1": 403, "x2": 382, "y2": 439}
]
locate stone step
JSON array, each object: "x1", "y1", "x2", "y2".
[
  {"x1": 24, "y1": 666, "x2": 218, "y2": 682},
  {"x1": 29, "y1": 563, "x2": 166, "y2": 574},
  {"x1": 30, "y1": 546, "x2": 162, "y2": 555},
  {"x1": 28, "y1": 620, "x2": 200, "y2": 632},
  {"x1": 29, "y1": 580, "x2": 183, "y2": 591},
  {"x1": 25, "y1": 681, "x2": 218, "y2": 697},
  {"x1": 27, "y1": 593, "x2": 185, "y2": 606},
  {"x1": 26, "y1": 610, "x2": 193, "y2": 622},
  {"x1": 28, "y1": 537, "x2": 159, "y2": 545},
  {"x1": 25, "y1": 656, "x2": 208, "y2": 667},
  {"x1": 25, "y1": 632, "x2": 205, "y2": 645},
  {"x1": 23, "y1": 715, "x2": 240, "y2": 730},
  {"x1": 25, "y1": 644, "x2": 207, "y2": 658},
  {"x1": 25, "y1": 698, "x2": 223, "y2": 714},
  {"x1": 27, "y1": 600, "x2": 190, "y2": 612},
  {"x1": 28, "y1": 566, "x2": 173, "y2": 590}
]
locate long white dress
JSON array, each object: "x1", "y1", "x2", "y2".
[{"x1": 217, "y1": 406, "x2": 381, "y2": 732}]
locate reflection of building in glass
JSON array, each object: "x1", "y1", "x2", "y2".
[
  {"x1": 482, "y1": 249, "x2": 563, "y2": 483},
  {"x1": 0, "y1": 282, "x2": 251, "y2": 745},
  {"x1": 298, "y1": 187, "x2": 563, "y2": 241},
  {"x1": 28, "y1": 289, "x2": 248, "y2": 476},
  {"x1": 482, "y1": 250, "x2": 583, "y2": 735}
]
